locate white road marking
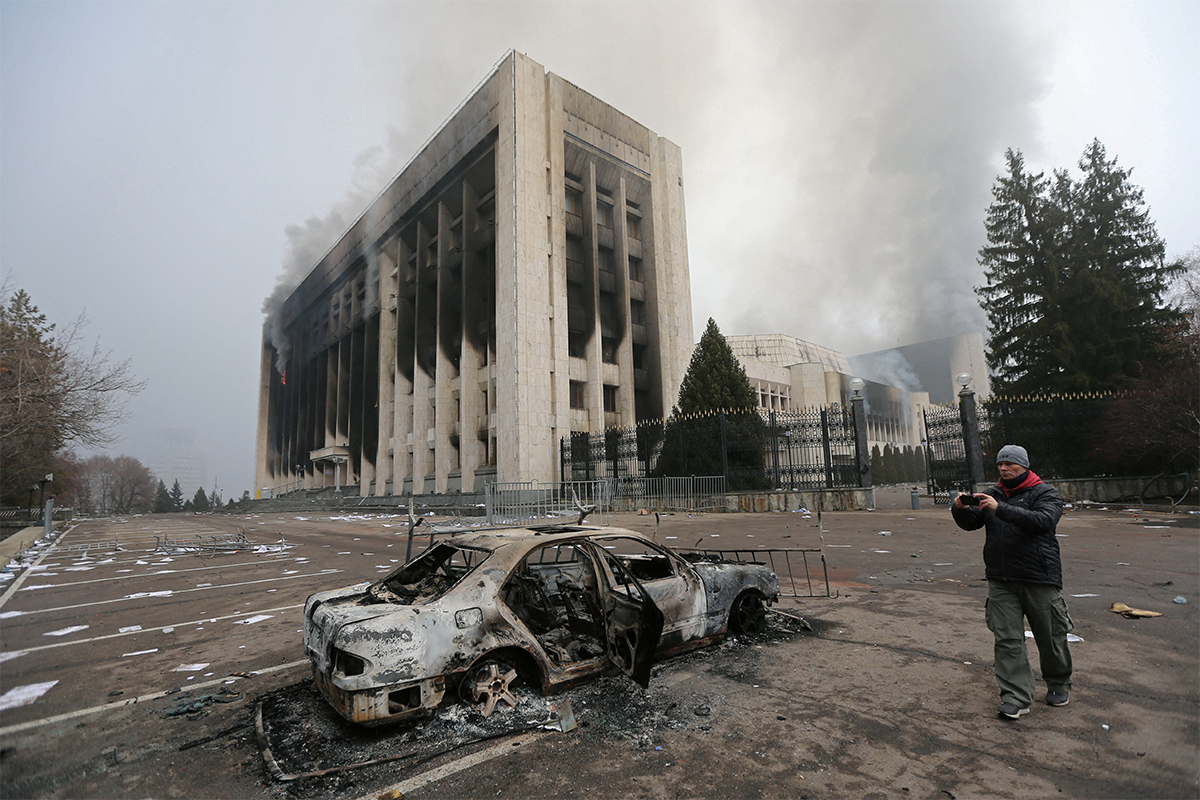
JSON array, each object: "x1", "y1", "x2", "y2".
[
  {"x1": 0, "y1": 659, "x2": 311, "y2": 737},
  {"x1": 2, "y1": 557, "x2": 295, "y2": 590},
  {"x1": 11, "y1": 571, "x2": 341, "y2": 616},
  {"x1": 4, "y1": 604, "x2": 305, "y2": 655},
  {"x1": 0, "y1": 680, "x2": 59, "y2": 711},
  {"x1": 43, "y1": 625, "x2": 89, "y2": 637},
  {"x1": 121, "y1": 648, "x2": 159, "y2": 657},
  {"x1": 356, "y1": 732, "x2": 542, "y2": 800}
]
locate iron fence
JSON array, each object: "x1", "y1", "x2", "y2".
[
  {"x1": 560, "y1": 406, "x2": 862, "y2": 493},
  {"x1": 484, "y1": 480, "x2": 612, "y2": 526},
  {"x1": 923, "y1": 392, "x2": 1172, "y2": 504}
]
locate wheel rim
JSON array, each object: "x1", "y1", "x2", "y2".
[
  {"x1": 734, "y1": 594, "x2": 768, "y2": 635},
  {"x1": 462, "y1": 661, "x2": 519, "y2": 717}
]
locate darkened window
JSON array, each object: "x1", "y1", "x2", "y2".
[
  {"x1": 627, "y1": 214, "x2": 641, "y2": 240},
  {"x1": 628, "y1": 256, "x2": 643, "y2": 282},
  {"x1": 570, "y1": 380, "x2": 586, "y2": 409},
  {"x1": 568, "y1": 330, "x2": 587, "y2": 358},
  {"x1": 632, "y1": 344, "x2": 646, "y2": 370},
  {"x1": 602, "y1": 337, "x2": 618, "y2": 364},
  {"x1": 596, "y1": 201, "x2": 614, "y2": 229},
  {"x1": 630, "y1": 299, "x2": 645, "y2": 326},
  {"x1": 566, "y1": 187, "x2": 583, "y2": 217},
  {"x1": 597, "y1": 247, "x2": 615, "y2": 274},
  {"x1": 599, "y1": 293, "x2": 619, "y2": 321},
  {"x1": 603, "y1": 385, "x2": 618, "y2": 413}
]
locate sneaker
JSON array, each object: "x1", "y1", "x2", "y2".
[
  {"x1": 1046, "y1": 690, "x2": 1070, "y2": 707},
  {"x1": 998, "y1": 702, "x2": 1029, "y2": 719}
]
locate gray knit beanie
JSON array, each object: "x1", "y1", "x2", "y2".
[{"x1": 996, "y1": 445, "x2": 1030, "y2": 468}]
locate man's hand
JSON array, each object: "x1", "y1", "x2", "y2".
[
  {"x1": 977, "y1": 494, "x2": 999, "y2": 512},
  {"x1": 954, "y1": 492, "x2": 973, "y2": 509}
]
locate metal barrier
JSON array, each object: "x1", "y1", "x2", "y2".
[
  {"x1": 673, "y1": 545, "x2": 832, "y2": 598},
  {"x1": 154, "y1": 529, "x2": 295, "y2": 557},
  {"x1": 613, "y1": 475, "x2": 726, "y2": 511},
  {"x1": 484, "y1": 480, "x2": 611, "y2": 526}
]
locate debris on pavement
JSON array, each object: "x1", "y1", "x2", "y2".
[{"x1": 1109, "y1": 602, "x2": 1163, "y2": 618}]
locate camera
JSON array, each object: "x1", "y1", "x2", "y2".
[{"x1": 960, "y1": 493, "x2": 980, "y2": 506}]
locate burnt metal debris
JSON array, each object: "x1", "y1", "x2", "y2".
[{"x1": 153, "y1": 528, "x2": 295, "y2": 557}]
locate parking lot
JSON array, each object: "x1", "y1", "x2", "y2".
[{"x1": 1, "y1": 489, "x2": 1196, "y2": 799}]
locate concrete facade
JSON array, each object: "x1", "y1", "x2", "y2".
[
  {"x1": 256, "y1": 52, "x2": 693, "y2": 497},
  {"x1": 727, "y1": 333, "x2": 931, "y2": 452}
]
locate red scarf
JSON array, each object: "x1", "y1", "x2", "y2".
[{"x1": 998, "y1": 470, "x2": 1042, "y2": 497}]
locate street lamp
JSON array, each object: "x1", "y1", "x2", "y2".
[
  {"x1": 956, "y1": 372, "x2": 973, "y2": 392},
  {"x1": 849, "y1": 377, "x2": 866, "y2": 397}
]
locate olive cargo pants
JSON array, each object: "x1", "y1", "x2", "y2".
[{"x1": 985, "y1": 579, "x2": 1074, "y2": 708}]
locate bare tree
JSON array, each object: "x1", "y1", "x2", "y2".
[
  {"x1": 0, "y1": 281, "x2": 144, "y2": 504},
  {"x1": 68, "y1": 454, "x2": 156, "y2": 515}
]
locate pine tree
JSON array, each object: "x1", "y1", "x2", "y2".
[
  {"x1": 675, "y1": 318, "x2": 759, "y2": 414},
  {"x1": 978, "y1": 141, "x2": 1183, "y2": 394},
  {"x1": 191, "y1": 487, "x2": 210, "y2": 512},
  {"x1": 653, "y1": 319, "x2": 768, "y2": 489},
  {"x1": 169, "y1": 479, "x2": 185, "y2": 512},
  {"x1": 152, "y1": 479, "x2": 172, "y2": 513}
]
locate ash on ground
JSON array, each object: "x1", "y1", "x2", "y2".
[{"x1": 259, "y1": 610, "x2": 815, "y2": 799}]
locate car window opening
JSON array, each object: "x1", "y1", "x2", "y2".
[
  {"x1": 504, "y1": 544, "x2": 606, "y2": 665},
  {"x1": 365, "y1": 543, "x2": 488, "y2": 605}
]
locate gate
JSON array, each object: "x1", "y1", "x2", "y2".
[{"x1": 923, "y1": 403, "x2": 970, "y2": 505}]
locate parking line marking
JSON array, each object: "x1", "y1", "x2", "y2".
[
  {"x1": 5, "y1": 558, "x2": 296, "y2": 590},
  {"x1": 8, "y1": 571, "x2": 342, "y2": 616},
  {"x1": 0, "y1": 659, "x2": 311, "y2": 737},
  {"x1": 2, "y1": 604, "x2": 305, "y2": 655},
  {"x1": 356, "y1": 732, "x2": 542, "y2": 800}
]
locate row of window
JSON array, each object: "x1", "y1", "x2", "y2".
[
  {"x1": 565, "y1": 188, "x2": 641, "y2": 239},
  {"x1": 569, "y1": 381, "x2": 619, "y2": 412}
]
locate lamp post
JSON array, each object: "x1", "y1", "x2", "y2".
[
  {"x1": 849, "y1": 378, "x2": 871, "y2": 488},
  {"x1": 38, "y1": 473, "x2": 53, "y2": 532},
  {"x1": 956, "y1": 373, "x2": 986, "y2": 490}
]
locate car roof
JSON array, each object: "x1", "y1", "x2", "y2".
[{"x1": 444, "y1": 524, "x2": 650, "y2": 554}]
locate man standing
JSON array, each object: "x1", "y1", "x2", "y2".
[{"x1": 952, "y1": 444, "x2": 1074, "y2": 719}]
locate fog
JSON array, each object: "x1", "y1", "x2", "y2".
[{"x1": 2, "y1": 0, "x2": 1196, "y2": 498}]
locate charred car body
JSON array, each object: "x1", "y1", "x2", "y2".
[{"x1": 303, "y1": 525, "x2": 779, "y2": 724}]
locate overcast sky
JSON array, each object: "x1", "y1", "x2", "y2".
[{"x1": 2, "y1": 0, "x2": 1196, "y2": 498}]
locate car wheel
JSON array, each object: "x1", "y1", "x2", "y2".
[
  {"x1": 731, "y1": 592, "x2": 768, "y2": 635},
  {"x1": 459, "y1": 658, "x2": 521, "y2": 717}
]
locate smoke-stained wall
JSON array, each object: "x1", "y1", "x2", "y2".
[{"x1": 256, "y1": 52, "x2": 693, "y2": 495}]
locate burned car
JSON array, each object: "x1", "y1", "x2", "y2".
[{"x1": 303, "y1": 525, "x2": 779, "y2": 724}]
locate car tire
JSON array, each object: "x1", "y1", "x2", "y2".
[
  {"x1": 731, "y1": 592, "x2": 768, "y2": 635},
  {"x1": 458, "y1": 658, "x2": 521, "y2": 717}
]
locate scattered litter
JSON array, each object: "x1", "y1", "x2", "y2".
[
  {"x1": 122, "y1": 649, "x2": 159, "y2": 657},
  {"x1": 172, "y1": 663, "x2": 210, "y2": 672},
  {"x1": 1173, "y1": 596, "x2": 1188, "y2": 604},
  {"x1": 1116, "y1": 563, "x2": 1130, "y2": 566},
  {"x1": 118, "y1": 625, "x2": 142, "y2": 633},
  {"x1": 934, "y1": 563, "x2": 953, "y2": 566},
  {"x1": 18, "y1": 585, "x2": 56, "y2": 591},
  {"x1": 44, "y1": 625, "x2": 89, "y2": 637},
  {"x1": 1102, "y1": 724, "x2": 1110, "y2": 731},
  {"x1": 694, "y1": 706, "x2": 711, "y2": 717},
  {"x1": 162, "y1": 627, "x2": 175, "y2": 633},
  {"x1": 1028, "y1": 631, "x2": 1086, "y2": 642},
  {"x1": 0, "y1": 680, "x2": 59, "y2": 711},
  {"x1": 872, "y1": 550, "x2": 891, "y2": 554},
  {"x1": 878, "y1": 531, "x2": 892, "y2": 536},
  {"x1": 1109, "y1": 602, "x2": 1162, "y2": 619},
  {"x1": 235, "y1": 615, "x2": 274, "y2": 625},
  {"x1": 1071, "y1": 593, "x2": 1099, "y2": 598}
]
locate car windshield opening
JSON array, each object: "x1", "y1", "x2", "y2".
[{"x1": 365, "y1": 543, "x2": 489, "y2": 605}]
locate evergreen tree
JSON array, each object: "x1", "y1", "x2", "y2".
[
  {"x1": 653, "y1": 319, "x2": 768, "y2": 489},
  {"x1": 191, "y1": 487, "x2": 211, "y2": 512},
  {"x1": 675, "y1": 318, "x2": 759, "y2": 414},
  {"x1": 169, "y1": 479, "x2": 185, "y2": 512},
  {"x1": 152, "y1": 479, "x2": 172, "y2": 514},
  {"x1": 978, "y1": 141, "x2": 1183, "y2": 394},
  {"x1": 870, "y1": 444, "x2": 883, "y2": 482}
]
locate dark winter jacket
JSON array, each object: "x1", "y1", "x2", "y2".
[{"x1": 951, "y1": 472, "x2": 1065, "y2": 588}]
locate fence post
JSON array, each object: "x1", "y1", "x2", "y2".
[
  {"x1": 769, "y1": 410, "x2": 780, "y2": 489},
  {"x1": 850, "y1": 396, "x2": 871, "y2": 487},
  {"x1": 719, "y1": 412, "x2": 729, "y2": 486},
  {"x1": 959, "y1": 386, "x2": 986, "y2": 489}
]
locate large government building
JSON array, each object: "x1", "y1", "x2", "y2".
[{"x1": 256, "y1": 52, "x2": 693, "y2": 496}]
